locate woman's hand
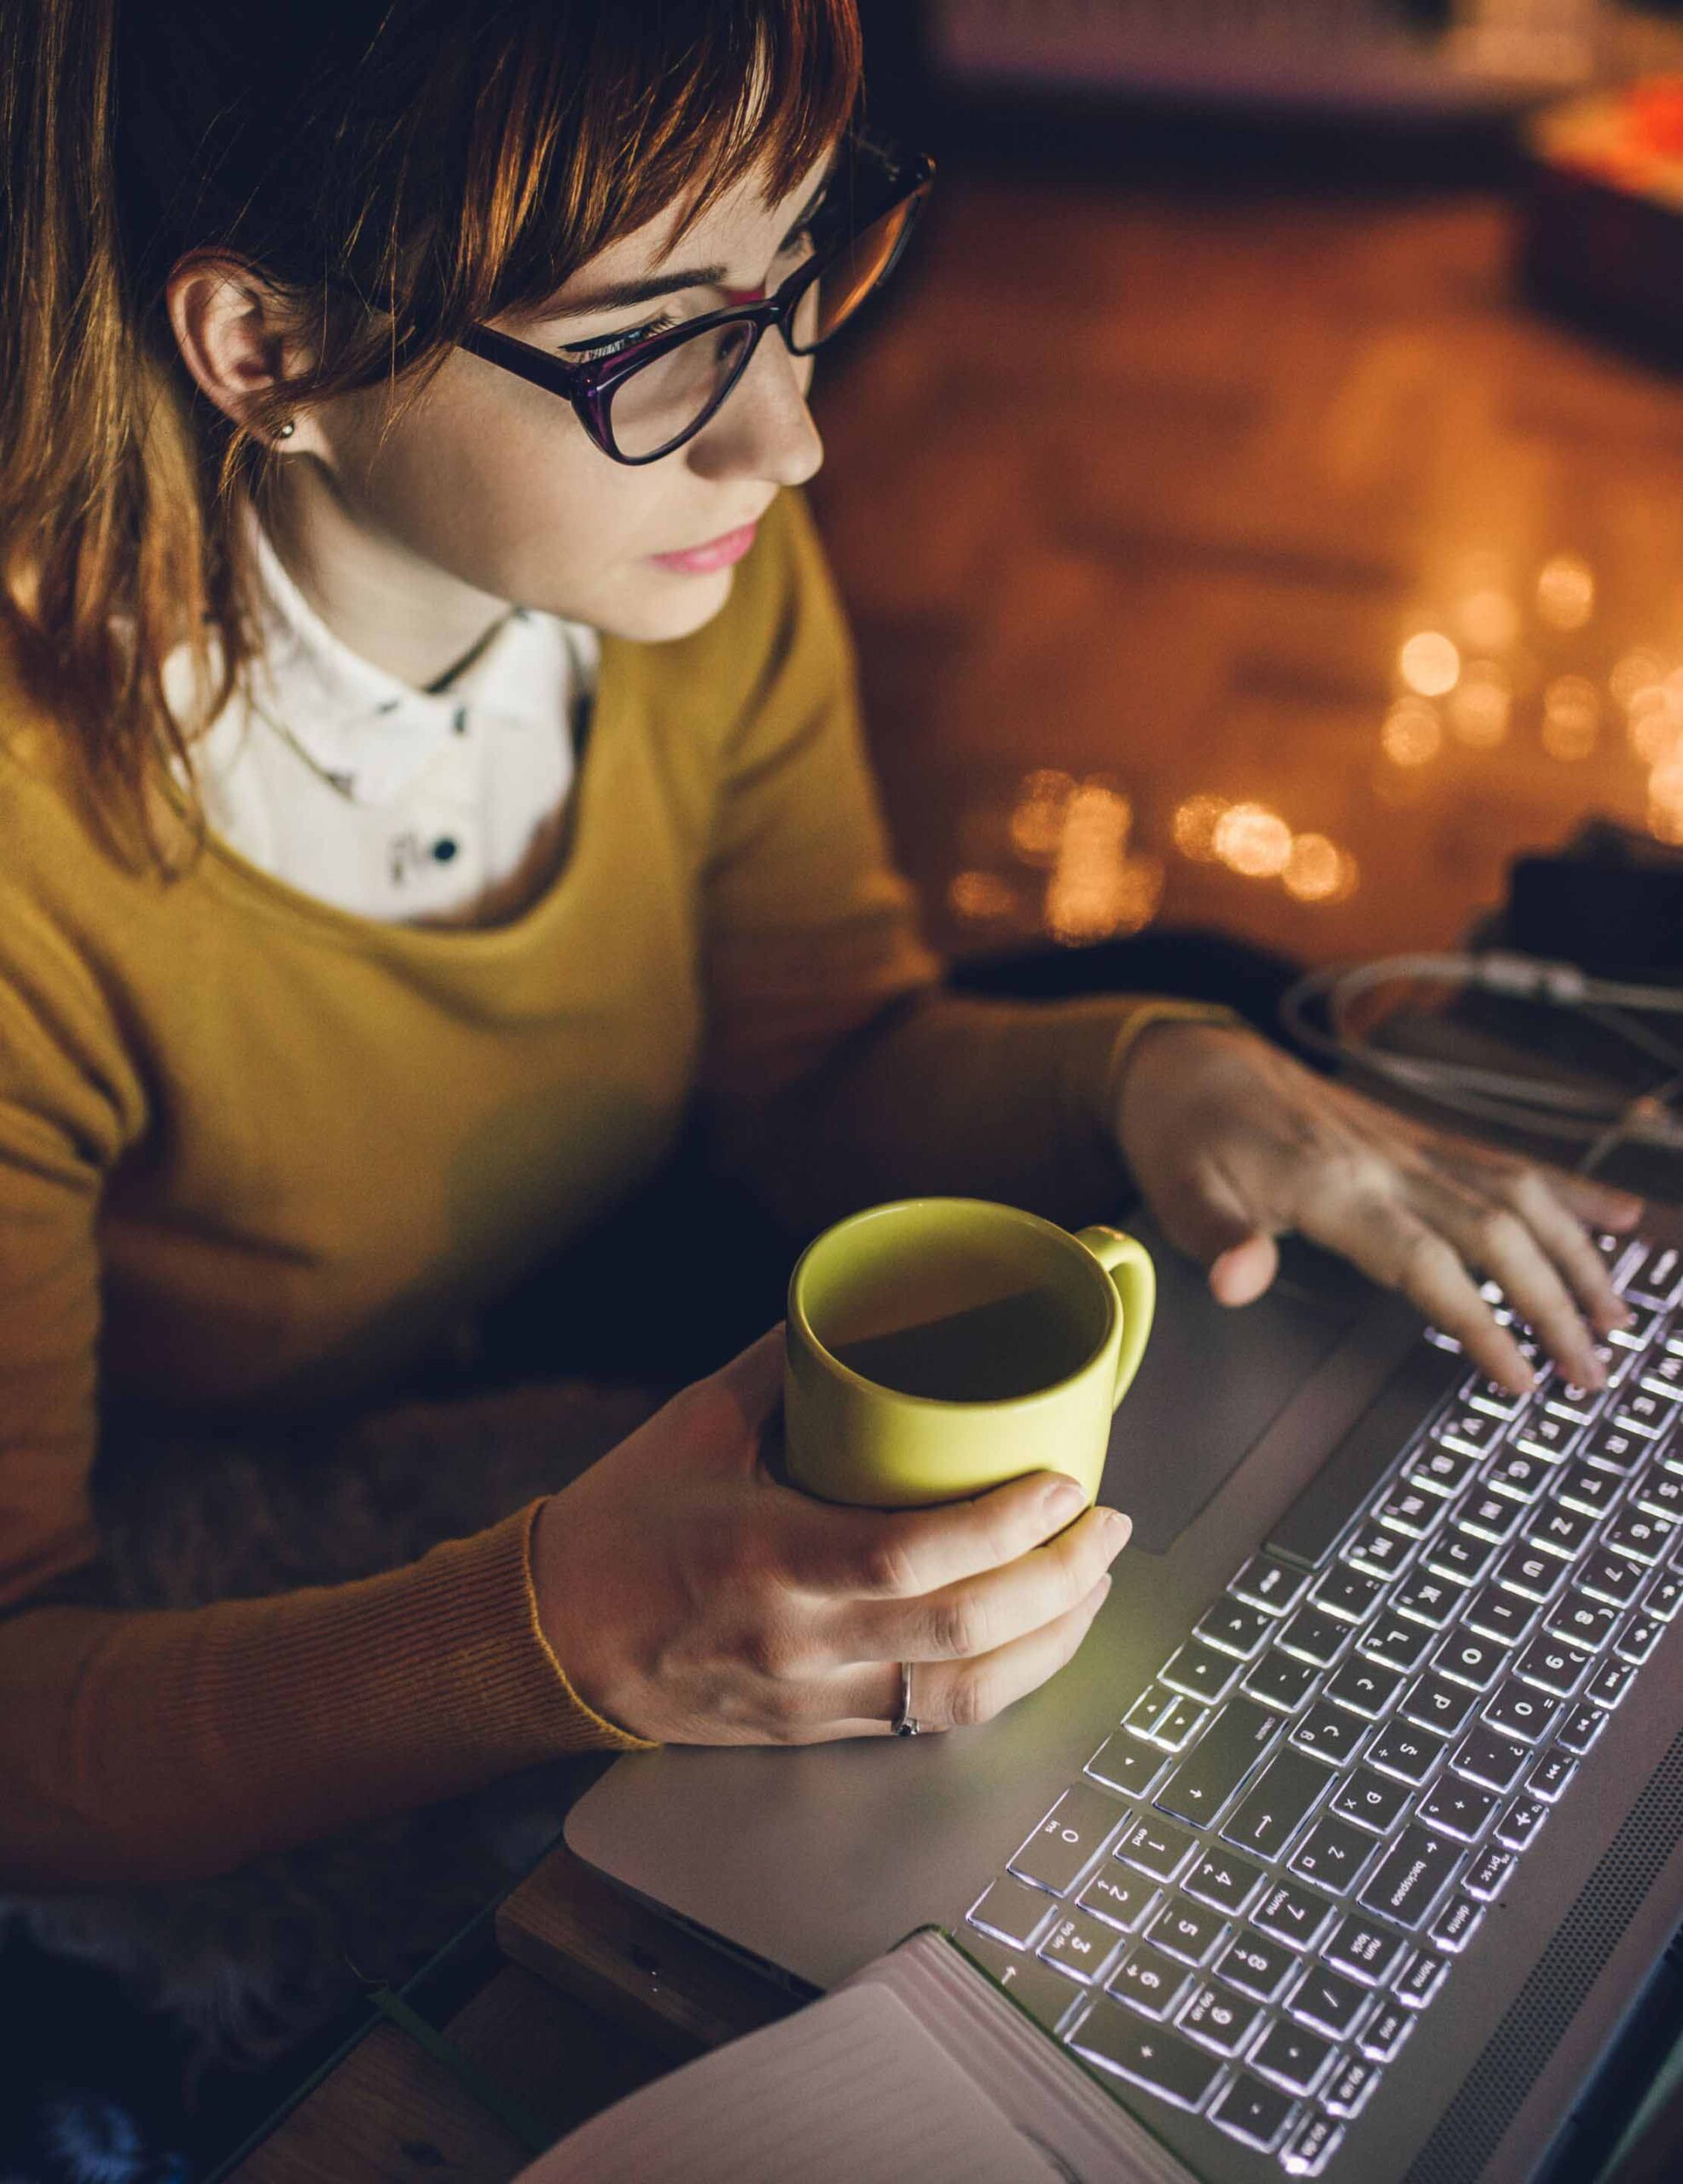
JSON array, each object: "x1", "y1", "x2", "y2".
[
  {"x1": 531, "y1": 1327, "x2": 1131, "y2": 1745},
  {"x1": 1112, "y1": 1019, "x2": 1645, "y2": 1397}
]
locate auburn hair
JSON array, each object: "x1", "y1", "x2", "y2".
[{"x1": 0, "y1": 0, "x2": 862, "y2": 866}]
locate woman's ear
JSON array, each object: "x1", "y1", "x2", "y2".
[{"x1": 165, "y1": 252, "x2": 320, "y2": 452}]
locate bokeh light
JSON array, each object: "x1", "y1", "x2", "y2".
[
  {"x1": 1009, "y1": 769, "x2": 1076, "y2": 864},
  {"x1": 1283, "y1": 834, "x2": 1341, "y2": 902},
  {"x1": 1171, "y1": 793, "x2": 1228, "y2": 862},
  {"x1": 948, "y1": 870, "x2": 1019, "y2": 922},
  {"x1": 1381, "y1": 697, "x2": 1443, "y2": 766},
  {"x1": 1535, "y1": 553, "x2": 1595, "y2": 632},
  {"x1": 1399, "y1": 631, "x2": 1461, "y2": 699},
  {"x1": 1448, "y1": 660, "x2": 1512, "y2": 748},
  {"x1": 1213, "y1": 802, "x2": 1292, "y2": 878},
  {"x1": 1541, "y1": 675, "x2": 1599, "y2": 761}
]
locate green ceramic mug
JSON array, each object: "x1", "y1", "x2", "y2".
[{"x1": 782, "y1": 1197, "x2": 1156, "y2": 1510}]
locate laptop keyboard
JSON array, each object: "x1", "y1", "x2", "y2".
[{"x1": 959, "y1": 1229, "x2": 1683, "y2": 2176}]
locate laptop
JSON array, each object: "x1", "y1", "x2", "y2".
[{"x1": 566, "y1": 1200, "x2": 1683, "y2": 2181}]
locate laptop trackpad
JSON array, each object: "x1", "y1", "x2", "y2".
[{"x1": 1101, "y1": 1228, "x2": 1364, "y2": 1553}]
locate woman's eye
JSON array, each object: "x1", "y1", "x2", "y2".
[{"x1": 563, "y1": 311, "x2": 679, "y2": 363}]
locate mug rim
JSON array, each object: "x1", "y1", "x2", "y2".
[{"x1": 786, "y1": 1195, "x2": 1123, "y2": 1411}]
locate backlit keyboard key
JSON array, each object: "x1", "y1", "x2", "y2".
[
  {"x1": 1251, "y1": 2017, "x2": 1336, "y2": 2095},
  {"x1": 1253, "y1": 1882, "x2": 1336, "y2": 1951},
  {"x1": 1229, "y1": 1554, "x2": 1310, "y2": 1615},
  {"x1": 1152, "y1": 1697, "x2": 1279, "y2": 1828},
  {"x1": 1278, "y1": 1603, "x2": 1355, "y2": 1667},
  {"x1": 1288, "y1": 1817, "x2": 1378, "y2": 1895},
  {"x1": 1526, "y1": 1749, "x2": 1578, "y2": 1803},
  {"x1": 1182, "y1": 1850, "x2": 1266, "y2": 1917},
  {"x1": 1148, "y1": 1896, "x2": 1227, "y2": 1968},
  {"x1": 1544, "y1": 1590, "x2": 1618, "y2": 1652},
  {"x1": 1555, "y1": 1703, "x2": 1606, "y2": 1756},
  {"x1": 1343, "y1": 1524, "x2": 1413, "y2": 1579},
  {"x1": 1222, "y1": 1750, "x2": 1332, "y2": 1859},
  {"x1": 1529, "y1": 1504, "x2": 1597, "y2": 1561},
  {"x1": 967, "y1": 1873, "x2": 1058, "y2": 1947},
  {"x1": 1077, "y1": 1867, "x2": 1159, "y2": 1933},
  {"x1": 1069, "y1": 1998, "x2": 1223, "y2": 2109},
  {"x1": 1086, "y1": 1734, "x2": 1168, "y2": 1798},
  {"x1": 1330, "y1": 1767, "x2": 1411, "y2": 1836},
  {"x1": 1463, "y1": 1583, "x2": 1536, "y2": 1646},
  {"x1": 1323, "y1": 1914, "x2": 1407, "y2": 1986},
  {"x1": 1241, "y1": 1649, "x2": 1320, "y2": 1713},
  {"x1": 1158, "y1": 1641, "x2": 1240, "y2": 1705},
  {"x1": 1433, "y1": 1629, "x2": 1505, "y2": 1691},
  {"x1": 1210, "y1": 2069, "x2": 1297, "y2": 2150},
  {"x1": 1513, "y1": 1635, "x2": 1591, "y2": 1699},
  {"x1": 1358, "y1": 1823, "x2": 1460, "y2": 1928},
  {"x1": 1218, "y1": 1927, "x2": 1296, "y2": 2001},
  {"x1": 1615, "y1": 1614, "x2": 1664, "y2": 1664},
  {"x1": 960, "y1": 1933, "x2": 1084, "y2": 2031},
  {"x1": 1039, "y1": 1908, "x2": 1123, "y2": 1983},
  {"x1": 1464, "y1": 1844, "x2": 1516, "y2": 1901},
  {"x1": 1483, "y1": 1682, "x2": 1560, "y2": 1743},
  {"x1": 1289, "y1": 1964, "x2": 1373, "y2": 2040},
  {"x1": 1417, "y1": 1774, "x2": 1496, "y2": 1842},
  {"x1": 1430, "y1": 1893, "x2": 1485, "y2": 1953},
  {"x1": 1494, "y1": 1545, "x2": 1567, "y2": 1603},
  {"x1": 1008, "y1": 1782, "x2": 1129, "y2": 1896},
  {"x1": 1556, "y1": 1464, "x2": 1624, "y2": 1519},
  {"x1": 1394, "y1": 1571, "x2": 1461, "y2": 1627},
  {"x1": 1401, "y1": 1671, "x2": 1477, "y2": 1738},
  {"x1": 1357, "y1": 1999, "x2": 1416, "y2": 2062},
  {"x1": 1291, "y1": 1701, "x2": 1369, "y2": 1768},
  {"x1": 1365, "y1": 1719, "x2": 1448, "y2": 1786},
  {"x1": 1105, "y1": 1943, "x2": 1193, "y2": 2020},
  {"x1": 1604, "y1": 1513, "x2": 1674, "y2": 1566},
  {"x1": 1324, "y1": 1658, "x2": 1404, "y2": 1719},
  {"x1": 1178, "y1": 1982, "x2": 1263, "y2": 2057},
  {"x1": 1587, "y1": 1658, "x2": 1636, "y2": 1708},
  {"x1": 1425, "y1": 1527, "x2": 1496, "y2": 1587},
  {"x1": 1494, "y1": 1797, "x2": 1547, "y2": 1851},
  {"x1": 1195, "y1": 1599, "x2": 1274, "y2": 1658},
  {"x1": 1313, "y1": 1566, "x2": 1385, "y2": 1624},
  {"x1": 1116, "y1": 1815, "x2": 1198, "y2": 1884},
  {"x1": 1395, "y1": 1951, "x2": 1448, "y2": 2008},
  {"x1": 1322, "y1": 2053, "x2": 1382, "y2": 2119},
  {"x1": 1579, "y1": 1553, "x2": 1646, "y2": 1608},
  {"x1": 1357, "y1": 1612, "x2": 1435, "y2": 1675},
  {"x1": 1451, "y1": 1724, "x2": 1529, "y2": 1792}
]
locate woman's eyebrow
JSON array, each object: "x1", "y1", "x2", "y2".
[{"x1": 556, "y1": 161, "x2": 839, "y2": 320}]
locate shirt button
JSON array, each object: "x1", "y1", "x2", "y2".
[{"x1": 432, "y1": 837, "x2": 460, "y2": 863}]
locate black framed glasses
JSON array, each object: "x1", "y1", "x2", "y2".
[{"x1": 455, "y1": 142, "x2": 935, "y2": 465}]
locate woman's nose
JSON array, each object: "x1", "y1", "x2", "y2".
[{"x1": 688, "y1": 334, "x2": 822, "y2": 490}]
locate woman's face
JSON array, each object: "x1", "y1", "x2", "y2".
[{"x1": 175, "y1": 148, "x2": 833, "y2": 676}]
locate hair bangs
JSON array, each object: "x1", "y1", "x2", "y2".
[{"x1": 461, "y1": 0, "x2": 864, "y2": 329}]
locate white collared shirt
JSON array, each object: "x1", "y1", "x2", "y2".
[{"x1": 166, "y1": 502, "x2": 599, "y2": 927}]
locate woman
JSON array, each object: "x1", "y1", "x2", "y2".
[{"x1": 0, "y1": 0, "x2": 1640, "y2": 2106}]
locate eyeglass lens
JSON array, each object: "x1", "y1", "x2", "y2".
[{"x1": 606, "y1": 194, "x2": 918, "y2": 461}]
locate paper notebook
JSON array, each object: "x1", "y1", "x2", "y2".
[{"x1": 514, "y1": 1926, "x2": 1198, "y2": 2184}]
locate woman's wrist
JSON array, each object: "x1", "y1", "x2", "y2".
[{"x1": 1099, "y1": 1000, "x2": 1252, "y2": 1139}]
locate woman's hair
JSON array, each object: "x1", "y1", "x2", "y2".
[{"x1": 0, "y1": 0, "x2": 862, "y2": 866}]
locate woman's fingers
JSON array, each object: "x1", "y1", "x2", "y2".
[
  {"x1": 815, "y1": 1572, "x2": 1115, "y2": 1738},
  {"x1": 1476, "y1": 1163, "x2": 1634, "y2": 1340},
  {"x1": 818, "y1": 1503, "x2": 1130, "y2": 1670},
  {"x1": 1400, "y1": 1165, "x2": 1607, "y2": 1390},
  {"x1": 769, "y1": 1465, "x2": 1103, "y2": 1601},
  {"x1": 1295, "y1": 1182, "x2": 1541, "y2": 1392}
]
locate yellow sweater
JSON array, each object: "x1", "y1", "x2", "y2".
[{"x1": 0, "y1": 489, "x2": 1236, "y2": 1886}]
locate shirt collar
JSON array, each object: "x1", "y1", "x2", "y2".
[{"x1": 238, "y1": 497, "x2": 595, "y2": 806}]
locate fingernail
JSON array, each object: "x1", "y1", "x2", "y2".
[
  {"x1": 1102, "y1": 1507, "x2": 1133, "y2": 1549},
  {"x1": 1043, "y1": 1476, "x2": 1086, "y2": 1520}
]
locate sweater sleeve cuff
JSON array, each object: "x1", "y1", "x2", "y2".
[{"x1": 1098, "y1": 997, "x2": 1252, "y2": 1130}]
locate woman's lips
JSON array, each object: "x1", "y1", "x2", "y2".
[{"x1": 648, "y1": 521, "x2": 758, "y2": 574}]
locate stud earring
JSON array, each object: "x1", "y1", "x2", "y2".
[{"x1": 276, "y1": 421, "x2": 296, "y2": 440}]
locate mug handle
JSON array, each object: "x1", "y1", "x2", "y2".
[{"x1": 1074, "y1": 1226, "x2": 1157, "y2": 1411}]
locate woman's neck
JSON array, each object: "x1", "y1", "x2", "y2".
[{"x1": 258, "y1": 464, "x2": 518, "y2": 694}]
